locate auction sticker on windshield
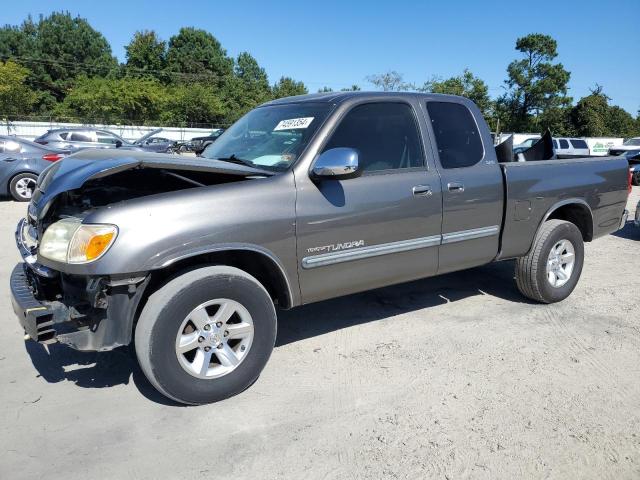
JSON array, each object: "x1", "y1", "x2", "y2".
[{"x1": 274, "y1": 117, "x2": 314, "y2": 131}]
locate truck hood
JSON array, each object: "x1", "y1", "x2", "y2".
[{"x1": 31, "y1": 149, "x2": 273, "y2": 220}]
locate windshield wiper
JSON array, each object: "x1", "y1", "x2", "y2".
[{"x1": 212, "y1": 154, "x2": 256, "y2": 168}]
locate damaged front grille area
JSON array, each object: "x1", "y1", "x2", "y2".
[{"x1": 11, "y1": 264, "x2": 56, "y2": 343}]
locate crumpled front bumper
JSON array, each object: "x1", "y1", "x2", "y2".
[
  {"x1": 12, "y1": 218, "x2": 150, "y2": 351},
  {"x1": 10, "y1": 263, "x2": 58, "y2": 344}
]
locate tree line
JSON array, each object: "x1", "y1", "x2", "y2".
[{"x1": 0, "y1": 12, "x2": 638, "y2": 136}]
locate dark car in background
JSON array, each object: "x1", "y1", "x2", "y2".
[
  {"x1": 0, "y1": 136, "x2": 68, "y2": 201},
  {"x1": 190, "y1": 129, "x2": 224, "y2": 155},
  {"x1": 34, "y1": 128, "x2": 175, "y2": 153},
  {"x1": 623, "y1": 149, "x2": 640, "y2": 185},
  {"x1": 137, "y1": 136, "x2": 179, "y2": 152}
]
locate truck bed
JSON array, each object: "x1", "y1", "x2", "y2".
[{"x1": 498, "y1": 156, "x2": 629, "y2": 259}]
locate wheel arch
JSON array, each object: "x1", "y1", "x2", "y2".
[
  {"x1": 142, "y1": 247, "x2": 297, "y2": 312},
  {"x1": 540, "y1": 199, "x2": 594, "y2": 242}
]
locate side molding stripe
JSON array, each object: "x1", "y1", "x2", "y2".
[
  {"x1": 441, "y1": 225, "x2": 500, "y2": 244},
  {"x1": 302, "y1": 235, "x2": 441, "y2": 269},
  {"x1": 301, "y1": 225, "x2": 500, "y2": 269}
]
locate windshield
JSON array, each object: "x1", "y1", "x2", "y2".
[
  {"x1": 623, "y1": 138, "x2": 640, "y2": 146},
  {"x1": 203, "y1": 103, "x2": 332, "y2": 171}
]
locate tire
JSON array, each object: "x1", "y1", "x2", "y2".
[
  {"x1": 9, "y1": 172, "x2": 38, "y2": 202},
  {"x1": 632, "y1": 171, "x2": 640, "y2": 186},
  {"x1": 135, "y1": 266, "x2": 277, "y2": 405},
  {"x1": 515, "y1": 219, "x2": 584, "y2": 304}
]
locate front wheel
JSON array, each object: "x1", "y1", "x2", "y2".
[
  {"x1": 632, "y1": 171, "x2": 640, "y2": 186},
  {"x1": 515, "y1": 219, "x2": 584, "y2": 304},
  {"x1": 135, "y1": 266, "x2": 277, "y2": 405}
]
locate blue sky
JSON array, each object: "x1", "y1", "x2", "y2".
[{"x1": 3, "y1": 0, "x2": 639, "y2": 114}]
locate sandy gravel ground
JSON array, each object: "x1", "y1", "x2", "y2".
[{"x1": 0, "y1": 188, "x2": 638, "y2": 480}]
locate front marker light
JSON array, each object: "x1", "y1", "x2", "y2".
[
  {"x1": 68, "y1": 225, "x2": 117, "y2": 263},
  {"x1": 39, "y1": 218, "x2": 118, "y2": 264}
]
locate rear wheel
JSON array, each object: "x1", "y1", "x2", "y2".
[
  {"x1": 9, "y1": 173, "x2": 38, "y2": 202},
  {"x1": 632, "y1": 171, "x2": 640, "y2": 186},
  {"x1": 515, "y1": 219, "x2": 584, "y2": 303},
  {"x1": 135, "y1": 266, "x2": 277, "y2": 405}
]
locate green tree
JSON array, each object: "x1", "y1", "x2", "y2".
[
  {"x1": 420, "y1": 69, "x2": 492, "y2": 117},
  {"x1": 34, "y1": 12, "x2": 117, "y2": 98},
  {"x1": 163, "y1": 83, "x2": 226, "y2": 127},
  {"x1": 0, "y1": 20, "x2": 37, "y2": 60},
  {"x1": 272, "y1": 76, "x2": 308, "y2": 98},
  {"x1": 341, "y1": 84, "x2": 361, "y2": 91},
  {"x1": 0, "y1": 60, "x2": 37, "y2": 119},
  {"x1": 501, "y1": 33, "x2": 571, "y2": 132},
  {"x1": 165, "y1": 27, "x2": 233, "y2": 86},
  {"x1": 125, "y1": 30, "x2": 166, "y2": 78},
  {"x1": 222, "y1": 52, "x2": 271, "y2": 122},
  {"x1": 607, "y1": 105, "x2": 638, "y2": 137},
  {"x1": 56, "y1": 76, "x2": 167, "y2": 124},
  {"x1": 366, "y1": 71, "x2": 412, "y2": 91},
  {"x1": 571, "y1": 87, "x2": 639, "y2": 137},
  {"x1": 318, "y1": 86, "x2": 333, "y2": 93},
  {"x1": 0, "y1": 12, "x2": 117, "y2": 108}
]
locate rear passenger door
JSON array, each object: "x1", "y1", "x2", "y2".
[{"x1": 424, "y1": 100, "x2": 504, "y2": 273}]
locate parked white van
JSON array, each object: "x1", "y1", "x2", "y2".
[{"x1": 553, "y1": 138, "x2": 590, "y2": 158}]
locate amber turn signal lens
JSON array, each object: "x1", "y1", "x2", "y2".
[{"x1": 85, "y1": 232, "x2": 115, "y2": 261}]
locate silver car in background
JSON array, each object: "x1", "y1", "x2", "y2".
[
  {"x1": 34, "y1": 127, "x2": 175, "y2": 153},
  {"x1": 0, "y1": 136, "x2": 68, "y2": 201}
]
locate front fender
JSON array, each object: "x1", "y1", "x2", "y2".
[{"x1": 36, "y1": 173, "x2": 299, "y2": 293}]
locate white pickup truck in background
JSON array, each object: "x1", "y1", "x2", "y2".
[{"x1": 608, "y1": 137, "x2": 640, "y2": 156}]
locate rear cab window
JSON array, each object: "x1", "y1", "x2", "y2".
[
  {"x1": 570, "y1": 139, "x2": 588, "y2": 149},
  {"x1": 426, "y1": 101, "x2": 483, "y2": 169}
]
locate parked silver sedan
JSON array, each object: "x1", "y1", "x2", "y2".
[
  {"x1": 33, "y1": 128, "x2": 174, "y2": 153},
  {"x1": 0, "y1": 136, "x2": 68, "y2": 201}
]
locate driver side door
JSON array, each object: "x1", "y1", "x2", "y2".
[{"x1": 295, "y1": 101, "x2": 443, "y2": 304}]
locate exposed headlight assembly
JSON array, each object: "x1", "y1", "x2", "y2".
[{"x1": 39, "y1": 218, "x2": 118, "y2": 264}]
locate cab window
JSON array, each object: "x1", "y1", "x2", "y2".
[
  {"x1": 426, "y1": 102, "x2": 483, "y2": 169},
  {"x1": 322, "y1": 102, "x2": 423, "y2": 172}
]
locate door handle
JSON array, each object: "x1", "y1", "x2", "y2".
[
  {"x1": 447, "y1": 182, "x2": 464, "y2": 193},
  {"x1": 3, "y1": 157, "x2": 17, "y2": 162},
  {"x1": 412, "y1": 185, "x2": 432, "y2": 197}
]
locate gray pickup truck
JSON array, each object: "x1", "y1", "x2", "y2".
[{"x1": 11, "y1": 92, "x2": 630, "y2": 404}]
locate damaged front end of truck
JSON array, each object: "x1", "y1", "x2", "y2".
[{"x1": 11, "y1": 149, "x2": 274, "y2": 351}]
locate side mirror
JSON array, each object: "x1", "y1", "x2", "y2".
[
  {"x1": 311, "y1": 147, "x2": 361, "y2": 180},
  {"x1": 115, "y1": 140, "x2": 123, "y2": 148}
]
